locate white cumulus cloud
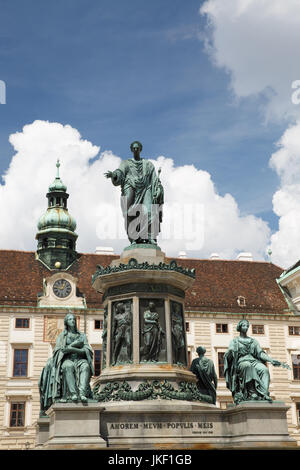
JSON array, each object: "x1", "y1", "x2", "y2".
[
  {"x1": 269, "y1": 122, "x2": 300, "y2": 268},
  {"x1": 0, "y1": 120, "x2": 270, "y2": 260},
  {"x1": 200, "y1": 0, "x2": 300, "y2": 122},
  {"x1": 199, "y1": 0, "x2": 300, "y2": 268}
]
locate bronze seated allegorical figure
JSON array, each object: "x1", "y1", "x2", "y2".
[
  {"x1": 224, "y1": 319, "x2": 290, "y2": 404},
  {"x1": 38, "y1": 312, "x2": 94, "y2": 416}
]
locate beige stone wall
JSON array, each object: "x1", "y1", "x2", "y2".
[{"x1": 0, "y1": 306, "x2": 300, "y2": 448}]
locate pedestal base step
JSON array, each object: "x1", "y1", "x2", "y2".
[{"x1": 36, "y1": 400, "x2": 297, "y2": 450}]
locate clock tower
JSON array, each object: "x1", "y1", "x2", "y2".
[{"x1": 35, "y1": 160, "x2": 78, "y2": 270}]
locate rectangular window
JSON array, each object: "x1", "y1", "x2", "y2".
[
  {"x1": 289, "y1": 326, "x2": 300, "y2": 336},
  {"x1": 216, "y1": 324, "x2": 228, "y2": 333},
  {"x1": 185, "y1": 322, "x2": 190, "y2": 332},
  {"x1": 13, "y1": 349, "x2": 28, "y2": 377},
  {"x1": 252, "y1": 324, "x2": 264, "y2": 335},
  {"x1": 292, "y1": 354, "x2": 300, "y2": 380},
  {"x1": 297, "y1": 403, "x2": 300, "y2": 425},
  {"x1": 94, "y1": 350, "x2": 101, "y2": 376},
  {"x1": 187, "y1": 350, "x2": 191, "y2": 367},
  {"x1": 15, "y1": 318, "x2": 30, "y2": 329},
  {"x1": 10, "y1": 402, "x2": 25, "y2": 427},
  {"x1": 94, "y1": 320, "x2": 103, "y2": 330},
  {"x1": 218, "y1": 352, "x2": 225, "y2": 378}
]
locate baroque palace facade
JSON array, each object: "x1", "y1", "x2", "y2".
[{"x1": 1, "y1": 164, "x2": 300, "y2": 449}]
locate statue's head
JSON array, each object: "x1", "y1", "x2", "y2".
[
  {"x1": 196, "y1": 346, "x2": 206, "y2": 356},
  {"x1": 130, "y1": 141, "x2": 143, "y2": 153},
  {"x1": 64, "y1": 312, "x2": 78, "y2": 332},
  {"x1": 116, "y1": 302, "x2": 125, "y2": 313},
  {"x1": 148, "y1": 301, "x2": 156, "y2": 311},
  {"x1": 236, "y1": 319, "x2": 249, "y2": 332},
  {"x1": 173, "y1": 303, "x2": 180, "y2": 313}
]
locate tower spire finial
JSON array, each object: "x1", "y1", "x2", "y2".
[{"x1": 56, "y1": 159, "x2": 60, "y2": 178}]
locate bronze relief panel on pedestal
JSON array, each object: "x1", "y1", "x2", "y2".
[
  {"x1": 170, "y1": 300, "x2": 187, "y2": 366},
  {"x1": 139, "y1": 298, "x2": 167, "y2": 363},
  {"x1": 110, "y1": 299, "x2": 133, "y2": 366}
]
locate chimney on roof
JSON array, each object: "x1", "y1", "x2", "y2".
[
  {"x1": 236, "y1": 252, "x2": 253, "y2": 261},
  {"x1": 210, "y1": 253, "x2": 220, "y2": 260},
  {"x1": 178, "y1": 251, "x2": 187, "y2": 259},
  {"x1": 95, "y1": 246, "x2": 115, "y2": 255}
]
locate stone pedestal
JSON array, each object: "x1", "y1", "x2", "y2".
[
  {"x1": 36, "y1": 400, "x2": 296, "y2": 449},
  {"x1": 39, "y1": 403, "x2": 106, "y2": 450},
  {"x1": 35, "y1": 417, "x2": 50, "y2": 448},
  {"x1": 99, "y1": 400, "x2": 296, "y2": 449},
  {"x1": 34, "y1": 245, "x2": 293, "y2": 450},
  {"x1": 92, "y1": 245, "x2": 203, "y2": 403}
]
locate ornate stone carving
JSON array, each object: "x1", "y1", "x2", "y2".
[
  {"x1": 92, "y1": 258, "x2": 196, "y2": 283},
  {"x1": 93, "y1": 379, "x2": 213, "y2": 404}
]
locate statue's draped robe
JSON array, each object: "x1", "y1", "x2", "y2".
[
  {"x1": 190, "y1": 357, "x2": 217, "y2": 404},
  {"x1": 39, "y1": 358, "x2": 54, "y2": 414},
  {"x1": 38, "y1": 331, "x2": 94, "y2": 414},
  {"x1": 112, "y1": 311, "x2": 132, "y2": 364},
  {"x1": 111, "y1": 158, "x2": 164, "y2": 242},
  {"x1": 224, "y1": 337, "x2": 271, "y2": 401},
  {"x1": 142, "y1": 311, "x2": 164, "y2": 361},
  {"x1": 171, "y1": 312, "x2": 185, "y2": 363}
]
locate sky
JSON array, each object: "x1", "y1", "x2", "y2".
[{"x1": 1, "y1": 0, "x2": 300, "y2": 268}]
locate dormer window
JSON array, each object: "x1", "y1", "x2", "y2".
[{"x1": 237, "y1": 296, "x2": 246, "y2": 307}]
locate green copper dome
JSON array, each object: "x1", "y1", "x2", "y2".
[{"x1": 37, "y1": 207, "x2": 77, "y2": 232}]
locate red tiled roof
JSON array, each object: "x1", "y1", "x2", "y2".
[
  {"x1": 0, "y1": 250, "x2": 287, "y2": 313},
  {"x1": 170, "y1": 257, "x2": 286, "y2": 314}
]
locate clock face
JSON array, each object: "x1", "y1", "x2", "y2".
[{"x1": 53, "y1": 279, "x2": 72, "y2": 298}]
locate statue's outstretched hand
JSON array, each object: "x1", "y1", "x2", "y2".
[
  {"x1": 104, "y1": 171, "x2": 112, "y2": 179},
  {"x1": 271, "y1": 359, "x2": 291, "y2": 369},
  {"x1": 271, "y1": 359, "x2": 281, "y2": 367}
]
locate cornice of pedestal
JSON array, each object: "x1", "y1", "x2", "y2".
[{"x1": 92, "y1": 247, "x2": 196, "y2": 294}]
